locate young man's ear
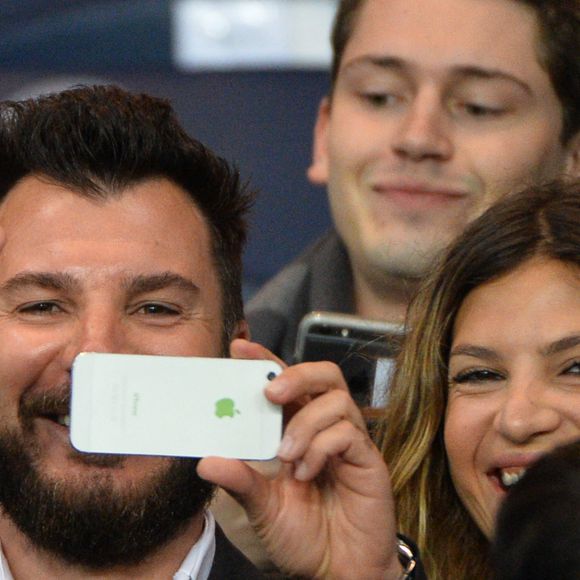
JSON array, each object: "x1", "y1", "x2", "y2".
[{"x1": 307, "y1": 97, "x2": 331, "y2": 185}]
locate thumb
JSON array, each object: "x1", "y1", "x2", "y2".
[
  {"x1": 229, "y1": 338, "x2": 286, "y2": 369},
  {"x1": 197, "y1": 456, "x2": 269, "y2": 518}
]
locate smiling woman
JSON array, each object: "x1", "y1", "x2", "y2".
[
  {"x1": 377, "y1": 180, "x2": 580, "y2": 579},
  {"x1": 445, "y1": 257, "x2": 580, "y2": 536}
]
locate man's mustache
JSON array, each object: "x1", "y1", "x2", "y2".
[
  {"x1": 19, "y1": 386, "x2": 71, "y2": 420},
  {"x1": 17, "y1": 384, "x2": 126, "y2": 468}
]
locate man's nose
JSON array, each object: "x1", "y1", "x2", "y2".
[
  {"x1": 493, "y1": 378, "x2": 562, "y2": 445},
  {"x1": 63, "y1": 309, "x2": 129, "y2": 370},
  {"x1": 392, "y1": 93, "x2": 453, "y2": 162}
]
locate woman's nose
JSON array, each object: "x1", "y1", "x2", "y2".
[{"x1": 494, "y1": 379, "x2": 562, "y2": 444}]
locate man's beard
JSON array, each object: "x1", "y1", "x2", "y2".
[{"x1": 0, "y1": 388, "x2": 216, "y2": 571}]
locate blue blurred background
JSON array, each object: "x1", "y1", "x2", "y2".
[{"x1": 0, "y1": 0, "x2": 336, "y2": 296}]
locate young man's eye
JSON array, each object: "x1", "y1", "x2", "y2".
[
  {"x1": 360, "y1": 92, "x2": 398, "y2": 108},
  {"x1": 462, "y1": 102, "x2": 505, "y2": 117}
]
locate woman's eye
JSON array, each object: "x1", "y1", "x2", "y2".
[
  {"x1": 563, "y1": 360, "x2": 580, "y2": 376},
  {"x1": 450, "y1": 368, "x2": 504, "y2": 385}
]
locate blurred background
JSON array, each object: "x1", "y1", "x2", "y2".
[{"x1": 0, "y1": 0, "x2": 338, "y2": 297}]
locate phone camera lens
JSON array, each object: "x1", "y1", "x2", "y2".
[{"x1": 267, "y1": 372, "x2": 277, "y2": 381}]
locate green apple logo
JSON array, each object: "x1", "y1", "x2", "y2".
[{"x1": 215, "y1": 398, "x2": 240, "y2": 418}]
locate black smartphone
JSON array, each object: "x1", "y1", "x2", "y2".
[{"x1": 294, "y1": 311, "x2": 404, "y2": 409}]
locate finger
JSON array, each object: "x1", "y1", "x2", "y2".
[
  {"x1": 278, "y1": 388, "x2": 366, "y2": 462},
  {"x1": 290, "y1": 419, "x2": 377, "y2": 482},
  {"x1": 229, "y1": 338, "x2": 287, "y2": 368},
  {"x1": 198, "y1": 456, "x2": 263, "y2": 498},
  {"x1": 197, "y1": 456, "x2": 273, "y2": 523},
  {"x1": 0, "y1": 227, "x2": 6, "y2": 250},
  {"x1": 265, "y1": 360, "x2": 349, "y2": 406},
  {"x1": 228, "y1": 338, "x2": 302, "y2": 424}
]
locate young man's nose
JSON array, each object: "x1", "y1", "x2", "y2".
[{"x1": 392, "y1": 95, "x2": 453, "y2": 162}]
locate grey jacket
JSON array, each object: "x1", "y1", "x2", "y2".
[{"x1": 246, "y1": 230, "x2": 355, "y2": 363}]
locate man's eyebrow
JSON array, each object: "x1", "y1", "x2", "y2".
[
  {"x1": 124, "y1": 273, "x2": 200, "y2": 296},
  {"x1": 449, "y1": 344, "x2": 501, "y2": 362},
  {"x1": 542, "y1": 334, "x2": 580, "y2": 357},
  {"x1": 342, "y1": 56, "x2": 532, "y2": 94},
  {"x1": 1, "y1": 272, "x2": 78, "y2": 292},
  {"x1": 452, "y1": 65, "x2": 532, "y2": 94},
  {"x1": 342, "y1": 56, "x2": 406, "y2": 75}
]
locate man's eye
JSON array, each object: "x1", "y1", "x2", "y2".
[
  {"x1": 450, "y1": 368, "x2": 504, "y2": 385},
  {"x1": 360, "y1": 92, "x2": 398, "y2": 108},
  {"x1": 135, "y1": 303, "x2": 180, "y2": 316},
  {"x1": 18, "y1": 301, "x2": 62, "y2": 315},
  {"x1": 461, "y1": 102, "x2": 505, "y2": 117}
]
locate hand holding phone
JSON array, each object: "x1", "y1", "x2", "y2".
[
  {"x1": 197, "y1": 338, "x2": 397, "y2": 580},
  {"x1": 70, "y1": 353, "x2": 283, "y2": 460}
]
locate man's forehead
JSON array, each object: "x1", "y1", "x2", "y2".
[
  {"x1": 0, "y1": 175, "x2": 206, "y2": 234},
  {"x1": 343, "y1": 0, "x2": 541, "y2": 66},
  {"x1": 330, "y1": 0, "x2": 559, "y2": 107},
  {"x1": 0, "y1": 175, "x2": 218, "y2": 289}
]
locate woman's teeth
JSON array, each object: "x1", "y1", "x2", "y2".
[{"x1": 500, "y1": 468, "x2": 526, "y2": 488}]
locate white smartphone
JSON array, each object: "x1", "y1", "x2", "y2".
[{"x1": 70, "y1": 352, "x2": 283, "y2": 460}]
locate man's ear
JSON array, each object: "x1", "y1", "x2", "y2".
[
  {"x1": 564, "y1": 131, "x2": 580, "y2": 178},
  {"x1": 307, "y1": 97, "x2": 332, "y2": 185},
  {"x1": 232, "y1": 319, "x2": 250, "y2": 341}
]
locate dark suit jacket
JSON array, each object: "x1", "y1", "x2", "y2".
[
  {"x1": 208, "y1": 524, "x2": 267, "y2": 579},
  {"x1": 208, "y1": 525, "x2": 426, "y2": 579}
]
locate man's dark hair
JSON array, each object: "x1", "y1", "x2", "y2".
[
  {"x1": 329, "y1": 0, "x2": 580, "y2": 142},
  {"x1": 0, "y1": 85, "x2": 253, "y2": 344},
  {"x1": 493, "y1": 439, "x2": 580, "y2": 580}
]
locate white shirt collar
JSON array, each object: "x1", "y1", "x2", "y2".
[
  {"x1": 0, "y1": 544, "x2": 10, "y2": 580},
  {"x1": 174, "y1": 510, "x2": 216, "y2": 580},
  {"x1": 0, "y1": 510, "x2": 216, "y2": 580}
]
